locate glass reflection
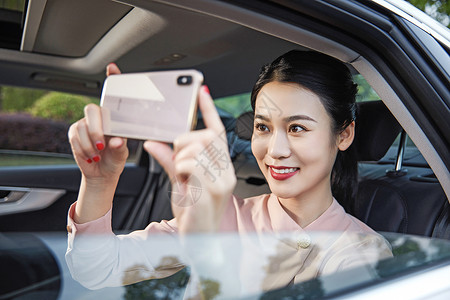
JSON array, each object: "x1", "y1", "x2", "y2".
[{"x1": 2, "y1": 232, "x2": 449, "y2": 299}]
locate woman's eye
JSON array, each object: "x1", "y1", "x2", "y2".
[
  {"x1": 255, "y1": 123, "x2": 269, "y2": 132},
  {"x1": 289, "y1": 124, "x2": 305, "y2": 133}
]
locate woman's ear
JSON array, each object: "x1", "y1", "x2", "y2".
[{"x1": 337, "y1": 121, "x2": 355, "y2": 151}]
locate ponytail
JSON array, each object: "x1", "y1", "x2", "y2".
[{"x1": 331, "y1": 144, "x2": 358, "y2": 213}]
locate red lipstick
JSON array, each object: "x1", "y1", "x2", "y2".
[{"x1": 269, "y1": 166, "x2": 299, "y2": 181}]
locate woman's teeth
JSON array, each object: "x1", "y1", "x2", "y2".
[{"x1": 271, "y1": 167, "x2": 298, "y2": 174}]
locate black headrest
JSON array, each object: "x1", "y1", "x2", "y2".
[
  {"x1": 354, "y1": 100, "x2": 402, "y2": 161},
  {"x1": 235, "y1": 111, "x2": 254, "y2": 140},
  {"x1": 235, "y1": 100, "x2": 402, "y2": 161}
]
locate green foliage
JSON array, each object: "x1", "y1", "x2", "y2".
[
  {"x1": 1, "y1": 86, "x2": 47, "y2": 112},
  {"x1": 408, "y1": 0, "x2": 450, "y2": 28},
  {"x1": 353, "y1": 74, "x2": 380, "y2": 102},
  {"x1": 0, "y1": 0, "x2": 26, "y2": 11},
  {"x1": 199, "y1": 277, "x2": 221, "y2": 300},
  {"x1": 214, "y1": 75, "x2": 381, "y2": 114},
  {"x1": 214, "y1": 93, "x2": 252, "y2": 118},
  {"x1": 29, "y1": 92, "x2": 95, "y2": 124}
]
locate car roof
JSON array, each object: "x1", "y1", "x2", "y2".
[
  {"x1": 0, "y1": 0, "x2": 446, "y2": 98},
  {"x1": 0, "y1": 0, "x2": 304, "y2": 97},
  {"x1": 0, "y1": 0, "x2": 376, "y2": 98}
]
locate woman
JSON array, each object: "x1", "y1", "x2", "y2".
[{"x1": 66, "y1": 50, "x2": 391, "y2": 296}]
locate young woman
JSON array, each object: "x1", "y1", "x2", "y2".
[{"x1": 66, "y1": 50, "x2": 391, "y2": 297}]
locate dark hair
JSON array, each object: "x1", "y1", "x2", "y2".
[{"x1": 250, "y1": 50, "x2": 358, "y2": 211}]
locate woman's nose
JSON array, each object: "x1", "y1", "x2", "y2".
[{"x1": 268, "y1": 131, "x2": 291, "y2": 159}]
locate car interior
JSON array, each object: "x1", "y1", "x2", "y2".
[
  {"x1": 0, "y1": 1, "x2": 449, "y2": 300},
  {"x1": 0, "y1": 0, "x2": 448, "y2": 241}
]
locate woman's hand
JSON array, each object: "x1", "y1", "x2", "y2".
[
  {"x1": 144, "y1": 87, "x2": 236, "y2": 233},
  {"x1": 68, "y1": 63, "x2": 129, "y2": 223},
  {"x1": 68, "y1": 64, "x2": 129, "y2": 184}
]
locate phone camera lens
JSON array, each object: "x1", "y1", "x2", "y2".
[{"x1": 177, "y1": 75, "x2": 192, "y2": 85}]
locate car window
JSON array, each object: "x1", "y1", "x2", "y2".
[
  {"x1": 214, "y1": 74, "x2": 381, "y2": 119},
  {"x1": 353, "y1": 75, "x2": 427, "y2": 166},
  {"x1": 213, "y1": 75, "x2": 424, "y2": 165},
  {"x1": 354, "y1": 74, "x2": 381, "y2": 102},
  {"x1": 16, "y1": 231, "x2": 449, "y2": 300},
  {"x1": 214, "y1": 92, "x2": 252, "y2": 118},
  {"x1": 0, "y1": 0, "x2": 26, "y2": 51},
  {"x1": 0, "y1": 85, "x2": 141, "y2": 167}
]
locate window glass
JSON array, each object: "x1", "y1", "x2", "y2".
[
  {"x1": 354, "y1": 74, "x2": 381, "y2": 102},
  {"x1": 0, "y1": 85, "x2": 141, "y2": 167},
  {"x1": 214, "y1": 93, "x2": 252, "y2": 118},
  {"x1": 0, "y1": 0, "x2": 26, "y2": 50},
  {"x1": 408, "y1": 0, "x2": 450, "y2": 28},
  {"x1": 213, "y1": 75, "x2": 384, "y2": 160},
  {"x1": 353, "y1": 75, "x2": 425, "y2": 165},
  {"x1": 214, "y1": 74, "x2": 381, "y2": 118},
  {"x1": 212, "y1": 75, "x2": 426, "y2": 165},
  {"x1": 382, "y1": 133, "x2": 427, "y2": 166},
  {"x1": 0, "y1": 0, "x2": 26, "y2": 11}
]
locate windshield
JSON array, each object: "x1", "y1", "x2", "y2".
[{"x1": 2, "y1": 231, "x2": 450, "y2": 299}]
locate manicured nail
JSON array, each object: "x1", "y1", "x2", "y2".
[
  {"x1": 202, "y1": 85, "x2": 210, "y2": 95},
  {"x1": 86, "y1": 158, "x2": 93, "y2": 164},
  {"x1": 96, "y1": 141, "x2": 105, "y2": 151},
  {"x1": 92, "y1": 155, "x2": 101, "y2": 163}
]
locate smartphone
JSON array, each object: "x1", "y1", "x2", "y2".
[{"x1": 100, "y1": 69, "x2": 203, "y2": 142}]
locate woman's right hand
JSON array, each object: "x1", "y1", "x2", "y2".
[
  {"x1": 68, "y1": 64, "x2": 129, "y2": 224},
  {"x1": 68, "y1": 64, "x2": 129, "y2": 184},
  {"x1": 68, "y1": 105, "x2": 128, "y2": 183}
]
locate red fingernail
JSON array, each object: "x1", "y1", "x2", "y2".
[
  {"x1": 92, "y1": 155, "x2": 101, "y2": 163},
  {"x1": 202, "y1": 85, "x2": 210, "y2": 95},
  {"x1": 96, "y1": 142, "x2": 105, "y2": 151},
  {"x1": 86, "y1": 158, "x2": 93, "y2": 164}
]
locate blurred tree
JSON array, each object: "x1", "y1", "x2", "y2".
[
  {"x1": 408, "y1": 0, "x2": 450, "y2": 28},
  {"x1": 1, "y1": 86, "x2": 47, "y2": 112},
  {"x1": 354, "y1": 74, "x2": 380, "y2": 102},
  {"x1": 0, "y1": 0, "x2": 26, "y2": 11},
  {"x1": 198, "y1": 278, "x2": 221, "y2": 300},
  {"x1": 214, "y1": 93, "x2": 252, "y2": 118},
  {"x1": 29, "y1": 92, "x2": 95, "y2": 124},
  {"x1": 124, "y1": 267, "x2": 190, "y2": 300}
]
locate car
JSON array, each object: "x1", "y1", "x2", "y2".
[{"x1": 0, "y1": 0, "x2": 449, "y2": 299}]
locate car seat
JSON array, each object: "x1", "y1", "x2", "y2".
[{"x1": 353, "y1": 101, "x2": 449, "y2": 239}]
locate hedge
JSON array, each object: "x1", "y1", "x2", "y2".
[
  {"x1": 29, "y1": 92, "x2": 96, "y2": 124},
  {"x1": 1, "y1": 86, "x2": 47, "y2": 112},
  {"x1": 0, "y1": 113, "x2": 71, "y2": 153},
  {"x1": 0, "y1": 113, "x2": 140, "y2": 156}
]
